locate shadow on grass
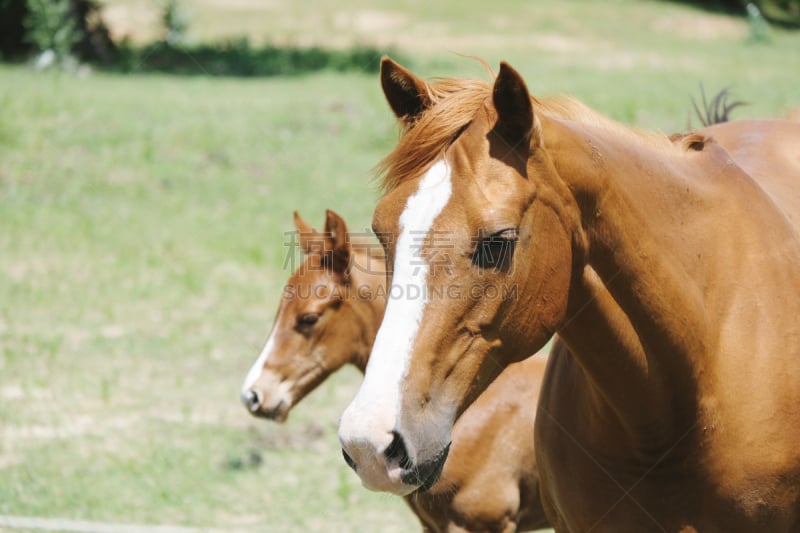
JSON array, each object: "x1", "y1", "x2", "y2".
[{"x1": 112, "y1": 39, "x2": 403, "y2": 77}]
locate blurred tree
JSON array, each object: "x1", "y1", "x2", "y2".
[
  {"x1": 0, "y1": 0, "x2": 29, "y2": 58},
  {"x1": 746, "y1": 2, "x2": 772, "y2": 41},
  {"x1": 0, "y1": 0, "x2": 116, "y2": 62},
  {"x1": 667, "y1": 0, "x2": 800, "y2": 27},
  {"x1": 24, "y1": 0, "x2": 82, "y2": 65},
  {"x1": 161, "y1": 0, "x2": 188, "y2": 45}
]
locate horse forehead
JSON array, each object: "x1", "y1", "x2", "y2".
[
  {"x1": 374, "y1": 176, "x2": 441, "y2": 232},
  {"x1": 372, "y1": 194, "x2": 402, "y2": 235},
  {"x1": 375, "y1": 168, "x2": 521, "y2": 241},
  {"x1": 450, "y1": 128, "x2": 531, "y2": 190},
  {"x1": 286, "y1": 267, "x2": 337, "y2": 306},
  {"x1": 442, "y1": 161, "x2": 530, "y2": 233}
]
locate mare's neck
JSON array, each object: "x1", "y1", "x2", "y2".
[{"x1": 543, "y1": 116, "x2": 712, "y2": 441}]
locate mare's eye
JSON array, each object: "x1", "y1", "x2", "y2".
[
  {"x1": 297, "y1": 313, "x2": 320, "y2": 328},
  {"x1": 472, "y1": 229, "x2": 517, "y2": 270}
]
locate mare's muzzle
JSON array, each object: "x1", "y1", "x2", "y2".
[
  {"x1": 400, "y1": 442, "x2": 450, "y2": 491},
  {"x1": 340, "y1": 429, "x2": 450, "y2": 493}
]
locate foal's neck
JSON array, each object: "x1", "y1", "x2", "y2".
[{"x1": 347, "y1": 248, "x2": 387, "y2": 373}]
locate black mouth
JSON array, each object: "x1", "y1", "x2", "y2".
[
  {"x1": 400, "y1": 442, "x2": 451, "y2": 492},
  {"x1": 250, "y1": 401, "x2": 287, "y2": 422}
]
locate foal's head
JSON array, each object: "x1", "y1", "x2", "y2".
[
  {"x1": 338, "y1": 59, "x2": 578, "y2": 494},
  {"x1": 241, "y1": 210, "x2": 373, "y2": 422}
]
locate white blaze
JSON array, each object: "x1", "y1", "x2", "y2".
[
  {"x1": 339, "y1": 159, "x2": 453, "y2": 451},
  {"x1": 242, "y1": 327, "x2": 277, "y2": 393}
]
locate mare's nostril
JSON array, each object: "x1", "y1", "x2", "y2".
[
  {"x1": 384, "y1": 430, "x2": 412, "y2": 470},
  {"x1": 342, "y1": 448, "x2": 357, "y2": 472},
  {"x1": 240, "y1": 390, "x2": 261, "y2": 412}
]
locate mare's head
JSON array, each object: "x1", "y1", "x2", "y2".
[
  {"x1": 241, "y1": 210, "x2": 373, "y2": 422},
  {"x1": 338, "y1": 59, "x2": 579, "y2": 494}
]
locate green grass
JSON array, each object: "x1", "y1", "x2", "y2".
[
  {"x1": 1, "y1": 0, "x2": 799, "y2": 531},
  {"x1": 0, "y1": 68, "x2": 407, "y2": 529}
]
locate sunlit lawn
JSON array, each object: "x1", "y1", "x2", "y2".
[{"x1": 1, "y1": 0, "x2": 798, "y2": 530}]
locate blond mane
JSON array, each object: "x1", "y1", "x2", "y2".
[
  {"x1": 376, "y1": 77, "x2": 492, "y2": 191},
  {"x1": 377, "y1": 75, "x2": 674, "y2": 191}
]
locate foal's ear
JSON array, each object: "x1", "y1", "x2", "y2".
[
  {"x1": 324, "y1": 209, "x2": 351, "y2": 278},
  {"x1": 492, "y1": 62, "x2": 536, "y2": 149},
  {"x1": 380, "y1": 57, "x2": 431, "y2": 126},
  {"x1": 294, "y1": 210, "x2": 321, "y2": 255}
]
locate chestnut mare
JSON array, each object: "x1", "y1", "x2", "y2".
[
  {"x1": 241, "y1": 210, "x2": 550, "y2": 532},
  {"x1": 338, "y1": 58, "x2": 800, "y2": 532}
]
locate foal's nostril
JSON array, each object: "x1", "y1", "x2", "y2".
[
  {"x1": 240, "y1": 390, "x2": 261, "y2": 412},
  {"x1": 384, "y1": 430, "x2": 412, "y2": 470},
  {"x1": 342, "y1": 448, "x2": 357, "y2": 472}
]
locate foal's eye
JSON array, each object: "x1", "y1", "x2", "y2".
[
  {"x1": 296, "y1": 313, "x2": 320, "y2": 328},
  {"x1": 472, "y1": 229, "x2": 517, "y2": 270}
]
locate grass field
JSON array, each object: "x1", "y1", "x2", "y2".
[{"x1": 1, "y1": 0, "x2": 799, "y2": 531}]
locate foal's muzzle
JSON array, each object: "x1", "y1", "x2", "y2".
[
  {"x1": 240, "y1": 389, "x2": 289, "y2": 422},
  {"x1": 240, "y1": 389, "x2": 262, "y2": 413}
]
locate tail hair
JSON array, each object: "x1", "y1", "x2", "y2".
[{"x1": 691, "y1": 84, "x2": 747, "y2": 127}]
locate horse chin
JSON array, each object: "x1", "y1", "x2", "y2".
[
  {"x1": 253, "y1": 400, "x2": 291, "y2": 423},
  {"x1": 347, "y1": 448, "x2": 424, "y2": 496},
  {"x1": 362, "y1": 464, "x2": 420, "y2": 496},
  {"x1": 366, "y1": 442, "x2": 450, "y2": 496},
  {"x1": 267, "y1": 409, "x2": 289, "y2": 423},
  {"x1": 402, "y1": 442, "x2": 450, "y2": 492}
]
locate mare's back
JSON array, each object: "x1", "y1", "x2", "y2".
[{"x1": 701, "y1": 119, "x2": 800, "y2": 232}]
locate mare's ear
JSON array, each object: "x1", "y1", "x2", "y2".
[
  {"x1": 492, "y1": 62, "x2": 537, "y2": 150},
  {"x1": 381, "y1": 57, "x2": 432, "y2": 126},
  {"x1": 324, "y1": 209, "x2": 351, "y2": 279},
  {"x1": 294, "y1": 210, "x2": 322, "y2": 255}
]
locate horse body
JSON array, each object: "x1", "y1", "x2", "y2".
[
  {"x1": 338, "y1": 58, "x2": 800, "y2": 532},
  {"x1": 241, "y1": 210, "x2": 550, "y2": 532},
  {"x1": 701, "y1": 119, "x2": 800, "y2": 224},
  {"x1": 537, "y1": 116, "x2": 800, "y2": 531}
]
